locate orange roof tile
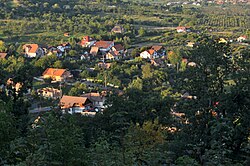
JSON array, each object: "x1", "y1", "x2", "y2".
[
  {"x1": 148, "y1": 49, "x2": 155, "y2": 55},
  {"x1": 94, "y1": 41, "x2": 114, "y2": 49},
  {"x1": 23, "y1": 44, "x2": 39, "y2": 53},
  {"x1": 81, "y1": 36, "x2": 95, "y2": 46},
  {"x1": 42, "y1": 68, "x2": 66, "y2": 77}
]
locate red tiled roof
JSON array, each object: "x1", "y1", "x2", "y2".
[
  {"x1": 42, "y1": 68, "x2": 66, "y2": 77},
  {"x1": 94, "y1": 41, "x2": 114, "y2": 49},
  {"x1": 147, "y1": 49, "x2": 155, "y2": 55},
  {"x1": 23, "y1": 44, "x2": 39, "y2": 53}
]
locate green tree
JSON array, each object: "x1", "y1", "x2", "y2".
[
  {"x1": 24, "y1": 113, "x2": 86, "y2": 165},
  {"x1": 0, "y1": 101, "x2": 18, "y2": 161},
  {"x1": 0, "y1": 40, "x2": 7, "y2": 52},
  {"x1": 68, "y1": 50, "x2": 78, "y2": 57},
  {"x1": 173, "y1": 38, "x2": 249, "y2": 165},
  {"x1": 124, "y1": 120, "x2": 164, "y2": 165},
  {"x1": 128, "y1": 77, "x2": 143, "y2": 90},
  {"x1": 175, "y1": 156, "x2": 200, "y2": 166},
  {"x1": 53, "y1": 60, "x2": 63, "y2": 68},
  {"x1": 131, "y1": 48, "x2": 140, "y2": 58},
  {"x1": 138, "y1": 27, "x2": 146, "y2": 37},
  {"x1": 142, "y1": 63, "x2": 153, "y2": 79},
  {"x1": 68, "y1": 82, "x2": 88, "y2": 96},
  {"x1": 168, "y1": 49, "x2": 182, "y2": 67}
]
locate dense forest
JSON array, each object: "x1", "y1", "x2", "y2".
[{"x1": 0, "y1": 0, "x2": 249, "y2": 165}]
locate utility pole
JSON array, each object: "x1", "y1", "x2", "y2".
[
  {"x1": 102, "y1": 52, "x2": 107, "y2": 89},
  {"x1": 59, "y1": 82, "x2": 62, "y2": 98},
  {"x1": 104, "y1": 71, "x2": 107, "y2": 88}
]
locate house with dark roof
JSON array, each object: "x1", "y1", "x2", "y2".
[
  {"x1": 81, "y1": 92, "x2": 106, "y2": 110},
  {"x1": 112, "y1": 44, "x2": 126, "y2": 55},
  {"x1": 42, "y1": 68, "x2": 72, "y2": 82},
  {"x1": 23, "y1": 44, "x2": 44, "y2": 58},
  {"x1": 59, "y1": 95, "x2": 94, "y2": 115}
]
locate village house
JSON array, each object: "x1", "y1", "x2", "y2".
[
  {"x1": 59, "y1": 95, "x2": 94, "y2": 115},
  {"x1": 111, "y1": 25, "x2": 125, "y2": 34},
  {"x1": 80, "y1": 36, "x2": 96, "y2": 47},
  {"x1": 0, "y1": 52, "x2": 8, "y2": 59},
  {"x1": 176, "y1": 26, "x2": 191, "y2": 33},
  {"x1": 90, "y1": 47, "x2": 99, "y2": 56},
  {"x1": 37, "y1": 87, "x2": 62, "y2": 99},
  {"x1": 237, "y1": 36, "x2": 247, "y2": 42},
  {"x1": 23, "y1": 44, "x2": 44, "y2": 58},
  {"x1": 140, "y1": 49, "x2": 158, "y2": 59},
  {"x1": 112, "y1": 44, "x2": 125, "y2": 55},
  {"x1": 46, "y1": 46, "x2": 58, "y2": 56},
  {"x1": 6, "y1": 78, "x2": 23, "y2": 94},
  {"x1": 42, "y1": 68, "x2": 72, "y2": 82},
  {"x1": 81, "y1": 92, "x2": 106, "y2": 110},
  {"x1": 151, "y1": 45, "x2": 165, "y2": 56},
  {"x1": 93, "y1": 41, "x2": 114, "y2": 52},
  {"x1": 56, "y1": 43, "x2": 71, "y2": 57},
  {"x1": 81, "y1": 52, "x2": 91, "y2": 60},
  {"x1": 61, "y1": 43, "x2": 71, "y2": 50},
  {"x1": 105, "y1": 51, "x2": 121, "y2": 60}
]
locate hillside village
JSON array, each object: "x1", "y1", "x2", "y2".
[
  {"x1": 1, "y1": 25, "x2": 248, "y2": 116},
  {"x1": 0, "y1": 0, "x2": 249, "y2": 165}
]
